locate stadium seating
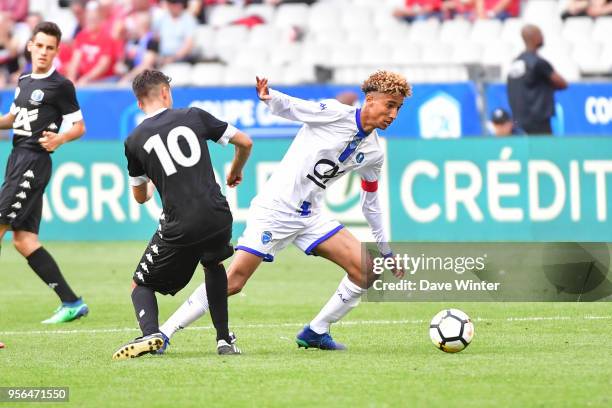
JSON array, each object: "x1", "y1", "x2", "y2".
[{"x1": 29, "y1": 0, "x2": 612, "y2": 86}]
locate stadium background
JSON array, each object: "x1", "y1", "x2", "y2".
[
  {"x1": 1, "y1": 2, "x2": 611, "y2": 407},
  {"x1": 1, "y1": 0, "x2": 611, "y2": 243}
]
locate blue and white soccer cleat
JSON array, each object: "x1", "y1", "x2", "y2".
[
  {"x1": 296, "y1": 325, "x2": 346, "y2": 351},
  {"x1": 155, "y1": 332, "x2": 170, "y2": 355}
]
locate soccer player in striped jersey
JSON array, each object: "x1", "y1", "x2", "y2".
[{"x1": 159, "y1": 70, "x2": 410, "y2": 350}]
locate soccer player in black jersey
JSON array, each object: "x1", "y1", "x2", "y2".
[
  {"x1": 112, "y1": 70, "x2": 252, "y2": 360},
  {"x1": 0, "y1": 22, "x2": 89, "y2": 324}
]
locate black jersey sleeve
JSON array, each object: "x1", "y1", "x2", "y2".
[
  {"x1": 192, "y1": 107, "x2": 232, "y2": 143},
  {"x1": 124, "y1": 140, "x2": 149, "y2": 186},
  {"x1": 57, "y1": 79, "x2": 83, "y2": 123}
]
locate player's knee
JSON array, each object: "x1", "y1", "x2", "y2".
[
  {"x1": 227, "y1": 281, "x2": 243, "y2": 295},
  {"x1": 227, "y1": 275, "x2": 245, "y2": 295},
  {"x1": 227, "y1": 268, "x2": 248, "y2": 295},
  {"x1": 12, "y1": 235, "x2": 38, "y2": 256},
  {"x1": 0, "y1": 225, "x2": 8, "y2": 241}
]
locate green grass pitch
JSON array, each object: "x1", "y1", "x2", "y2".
[{"x1": 1, "y1": 242, "x2": 611, "y2": 407}]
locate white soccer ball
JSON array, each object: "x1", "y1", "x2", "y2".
[{"x1": 429, "y1": 308, "x2": 474, "y2": 353}]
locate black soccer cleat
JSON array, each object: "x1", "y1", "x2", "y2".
[
  {"x1": 112, "y1": 333, "x2": 165, "y2": 361},
  {"x1": 217, "y1": 332, "x2": 241, "y2": 355}
]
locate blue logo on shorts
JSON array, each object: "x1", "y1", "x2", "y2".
[
  {"x1": 356, "y1": 152, "x2": 365, "y2": 163},
  {"x1": 261, "y1": 231, "x2": 272, "y2": 245}
]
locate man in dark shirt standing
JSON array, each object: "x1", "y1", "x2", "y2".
[
  {"x1": 0, "y1": 22, "x2": 89, "y2": 325},
  {"x1": 507, "y1": 24, "x2": 568, "y2": 135},
  {"x1": 112, "y1": 70, "x2": 252, "y2": 360}
]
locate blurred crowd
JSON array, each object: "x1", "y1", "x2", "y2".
[
  {"x1": 393, "y1": 0, "x2": 612, "y2": 22},
  {"x1": 1, "y1": 0, "x2": 612, "y2": 87},
  {"x1": 0, "y1": 0, "x2": 315, "y2": 86},
  {"x1": 393, "y1": 0, "x2": 521, "y2": 22}
]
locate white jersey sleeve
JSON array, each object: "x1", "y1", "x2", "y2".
[
  {"x1": 265, "y1": 89, "x2": 348, "y2": 125},
  {"x1": 358, "y1": 158, "x2": 392, "y2": 256}
]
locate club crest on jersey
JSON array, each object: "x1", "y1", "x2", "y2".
[
  {"x1": 261, "y1": 231, "x2": 273, "y2": 245},
  {"x1": 30, "y1": 89, "x2": 44, "y2": 105},
  {"x1": 356, "y1": 152, "x2": 365, "y2": 163}
]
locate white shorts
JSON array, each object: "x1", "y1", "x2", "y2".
[{"x1": 236, "y1": 205, "x2": 344, "y2": 262}]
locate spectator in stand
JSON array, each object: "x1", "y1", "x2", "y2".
[
  {"x1": 97, "y1": 0, "x2": 126, "y2": 77},
  {"x1": 13, "y1": 11, "x2": 42, "y2": 51},
  {"x1": 476, "y1": 0, "x2": 519, "y2": 19},
  {"x1": 55, "y1": 0, "x2": 89, "y2": 74},
  {"x1": 264, "y1": 0, "x2": 317, "y2": 4},
  {"x1": 507, "y1": 25, "x2": 568, "y2": 135},
  {"x1": 65, "y1": 2, "x2": 117, "y2": 84},
  {"x1": 12, "y1": 11, "x2": 42, "y2": 77},
  {"x1": 0, "y1": 12, "x2": 20, "y2": 87},
  {"x1": 561, "y1": 0, "x2": 590, "y2": 19},
  {"x1": 119, "y1": 11, "x2": 159, "y2": 84},
  {"x1": 155, "y1": 0, "x2": 197, "y2": 65},
  {"x1": 0, "y1": 0, "x2": 28, "y2": 22},
  {"x1": 122, "y1": 0, "x2": 163, "y2": 30},
  {"x1": 489, "y1": 108, "x2": 525, "y2": 136},
  {"x1": 98, "y1": 0, "x2": 130, "y2": 40},
  {"x1": 588, "y1": 0, "x2": 612, "y2": 17},
  {"x1": 70, "y1": 0, "x2": 89, "y2": 38},
  {"x1": 441, "y1": 0, "x2": 475, "y2": 19},
  {"x1": 443, "y1": 0, "x2": 519, "y2": 20},
  {"x1": 393, "y1": 0, "x2": 442, "y2": 22}
]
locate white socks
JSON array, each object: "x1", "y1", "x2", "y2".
[
  {"x1": 161, "y1": 275, "x2": 366, "y2": 338},
  {"x1": 159, "y1": 283, "x2": 209, "y2": 338},
  {"x1": 309, "y1": 275, "x2": 366, "y2": 334}
]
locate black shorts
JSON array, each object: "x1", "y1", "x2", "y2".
[
  {"x1": 132, "y1": 228, "x2": 234, "y2": 296},
  {"x1": 0, "y1": 148, "x2": 51, "y2": 234}
]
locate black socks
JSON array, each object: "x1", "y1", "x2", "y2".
[
  {"x1": 27, "y1": 247, "x2": 79, "y2": 303},
  {"x1": 204, "y1": 263, "x2": 230, "y2": 342},
  {"x1": 131, "y1": 285, "x2": 159, "y2": 337}
]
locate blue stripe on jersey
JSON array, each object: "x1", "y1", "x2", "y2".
[
  {"x1": 355, "y1": 109, "x2": 368, "y2": 138},
  {"x1": 338, "y1": 109, "x2": 371, "y2": 163}
]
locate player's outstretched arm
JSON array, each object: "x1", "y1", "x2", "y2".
[
  {"x1": 39, "y1": 120, "x2": 86, "y2": 152},
  {"x1": 255, "y1": 76, "x2": 346, "y2": 125},
  {"x1": 360, "y1": 188, "x2": 403, "y2": 279},
  {"x1": 0, "y1": 111, "x2": 16, "y2": 130},
  {"x1": 358, "y1": 163, "x2": 403, "y2": 278},
  {"x1": 226, "y1": 130, "x2": 253, "y2": 188}
]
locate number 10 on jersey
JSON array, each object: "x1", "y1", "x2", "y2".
[{"x1": 143, "y1": 126, "x2": 201, "y2": 176}]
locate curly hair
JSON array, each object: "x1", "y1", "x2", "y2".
[{"x1": 361, "y1": 70, "x2": 412, "y2": 97}]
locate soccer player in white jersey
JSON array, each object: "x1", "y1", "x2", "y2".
[{"x1": 157, "y1": 70, "x2": 411, "y2": 351}]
